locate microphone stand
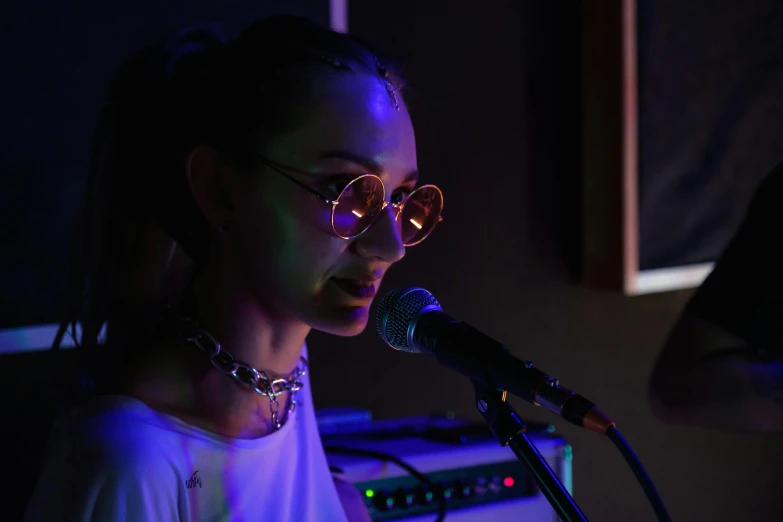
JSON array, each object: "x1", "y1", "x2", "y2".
[{"x1": 472, "y1": 380, "x2": 589, "y2": 522}]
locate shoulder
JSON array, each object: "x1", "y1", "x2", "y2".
[
  {"x1": 73, "y1": 396, "x2": 174, "y2": 457},
  {"x1": 684, "y1": 161, "x2": 783, "y2": 352},
  {"x1": 744, "y1": 162, "x2": 783, "y2": 221},
  {"x1": 26, "y1": 397, "x2": 182, "y2": 522},
  {"x1": 689, "y1": 161, "x2": 783, "y2": 290},
  {"x1": 61, "y1": 396, "x2": 180, "y2": 490},
  {"x1": 753, "y1": 161, "x2": 783, "y2": 195},
  {"x1": 68, "y1": 396, "x2": 180, "y2": 484}
]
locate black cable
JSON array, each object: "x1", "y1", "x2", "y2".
[
  {"x1": 324, "y1": 445, "x2": 447, "y2": 522},
  {"x1": 606, "y1": 426, "x2": 672, "y2": 522}
]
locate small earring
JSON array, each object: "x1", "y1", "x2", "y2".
[{"x1": 218, "y1": 221, "x2": 232, "y2": 234}]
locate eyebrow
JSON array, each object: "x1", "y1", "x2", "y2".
[{"x1": 317, "y1": 150, "x2": 419, "y2": 184}]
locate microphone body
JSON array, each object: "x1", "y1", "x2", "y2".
[{"x1": 377, "y1": 288, "x2": 614, "y2": 434}]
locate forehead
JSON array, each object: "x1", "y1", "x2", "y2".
[{"x1": 268, "y1": 72, "x2": 417, "y2": 176}]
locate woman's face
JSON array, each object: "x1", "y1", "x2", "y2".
[{"x1": 228, "y1": 72, "x2": 418, "y2": 336}]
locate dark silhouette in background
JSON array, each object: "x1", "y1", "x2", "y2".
[{"x1": 650, "y1": 163, "x2": 783, "y2": 432}]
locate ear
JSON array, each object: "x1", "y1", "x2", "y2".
[{"x1": 185, "y1": 145, "x2": 236, "y2": 231}]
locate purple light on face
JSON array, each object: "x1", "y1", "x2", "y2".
[{"x1": 331, "y1": 207, "x2": 360, "y2": 236}]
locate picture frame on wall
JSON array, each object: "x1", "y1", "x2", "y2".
[{"x1": 580, "y1": 0, "x2": 783, "y2": 295}]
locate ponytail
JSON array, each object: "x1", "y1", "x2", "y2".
[{"x1": 57, "y1": 26, "x2": 225, "y2": 396}]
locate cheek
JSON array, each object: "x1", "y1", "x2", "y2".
[{"x1": 234, "y1": 188, "x2": 347, "y2": 288}]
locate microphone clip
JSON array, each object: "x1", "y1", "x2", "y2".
[
  {"x1": 470, "y1": 379, "x2": 590, "y2": 521},
  {"x1": 473, "y1": 382, "x2": 524, "y2": 446}
]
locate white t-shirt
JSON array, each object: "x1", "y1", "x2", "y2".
[{"x1": 24, "y1": 347, "x2": 348, "y2": 522}]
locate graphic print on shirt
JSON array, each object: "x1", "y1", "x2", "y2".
[{"x1": 185, "y1": 470, "x2": 202, "y2": 489}]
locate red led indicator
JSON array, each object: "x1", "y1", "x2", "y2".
[{"x1": 503, "y1": 476, "x2": 515, "y2": 488}]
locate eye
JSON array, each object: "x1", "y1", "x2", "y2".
[
  {"x1": 322, "y1": 175, "x2": 356, "y2": 197},
  {"x1": 391, "y1": 186, "x2": 414, "y2": 205}
]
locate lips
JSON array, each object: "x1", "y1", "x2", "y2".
[{"x1": 330, "y1": 277, "x2": 379, "y2": 299}]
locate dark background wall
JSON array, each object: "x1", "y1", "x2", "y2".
[{"x1": 2, "y1": 1, "x2": 783, "y2": 521}]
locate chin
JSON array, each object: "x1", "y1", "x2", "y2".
[{"x1": 310, "y1": 304, "x2": 372, "y2": 337}]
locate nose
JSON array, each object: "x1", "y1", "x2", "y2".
[{"x1": 353, "y1": 205, "x2": 406, "y2": 263}]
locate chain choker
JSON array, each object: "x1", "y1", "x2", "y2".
[{"x1": 179, "y1": 317, "x2": 308, "y2": 431}]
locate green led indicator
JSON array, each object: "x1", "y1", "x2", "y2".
[
  {"x1": 386, "y1": 497, "x2": 394, "y2": 508},
  {"x1": 365, "y1": 489, "x2": 375, "y2": 498},
  {"x1": 425, "y1": 491, "x2": 433, "y2": 502}
]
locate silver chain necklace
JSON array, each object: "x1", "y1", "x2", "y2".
[{"x1": 180, "y1": 317, "x2": 308, "y2": 431}]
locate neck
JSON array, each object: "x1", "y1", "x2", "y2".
[
  {"x1": 191, "y1": 262, "x2": 310, "y2": 376},
  {"x1": 125, "y1": 258, "x2": 311, "y2": 439}
]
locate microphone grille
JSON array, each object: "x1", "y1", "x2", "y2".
[{"x1": 375, "y1": 287, "x2": 441, "y2": 352}]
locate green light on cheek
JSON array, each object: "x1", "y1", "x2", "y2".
[{"x1": 365, "y1": 489, "x2": 375, "y2": 498}]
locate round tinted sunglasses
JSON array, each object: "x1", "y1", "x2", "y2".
[{"x1": 257, "y1": 156, "x2": 444, "y2": 246}]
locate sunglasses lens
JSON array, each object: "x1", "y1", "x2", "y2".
[
  {"x1": 400, "y1": 186, "x2": 443, "y2": 245},
  {"x1": 332, "y1": 175, "x2": 386, "y2": 238}
]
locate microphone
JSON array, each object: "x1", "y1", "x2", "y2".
[{"x1": 376, "y1": 287, "x2": 615, "y2": 434}]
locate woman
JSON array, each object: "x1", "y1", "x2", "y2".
[{"x1": 24, "y1": 15, "x2": 444, "y2": 521}]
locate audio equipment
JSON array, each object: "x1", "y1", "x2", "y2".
[{"x1": 319, "y1": 411, "x2": 572, "y2": 522}]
